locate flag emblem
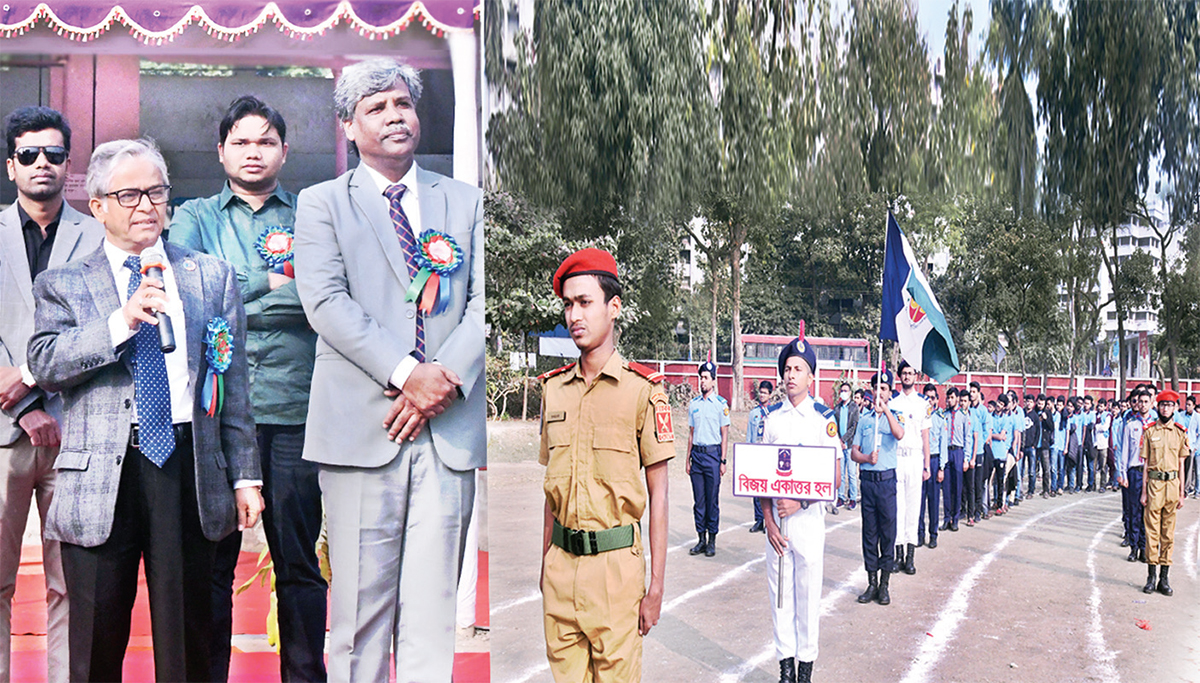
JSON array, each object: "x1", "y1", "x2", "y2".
[{"x1": 908, "y1": 298, "x2": 926, "y2": 326}]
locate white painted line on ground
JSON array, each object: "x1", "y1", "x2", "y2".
[
  {"x1": 1184, "y1": 516, "x2": 1200, "y2": 580},
  {"x1": 493, "y1": 590, "x2": 540, "y2": 615},
  {"x1": 1086, "y1": 516, "x2": 1123, "y2": 683},
  {"x1": 505, "y1": 660, "x2": 549, "y2": 683},
  {"x1": 898, "y1": 495, "x2": 1103, "y2": 683},
  {"x1": 718, "y1": 644, "x2": 775, "y2": 683},
  {"x1": 663, "y1": 557, "x2": 759, "y2": 613}
]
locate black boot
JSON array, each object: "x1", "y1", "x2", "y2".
[
  {"x1": 877, "y1": 570, "x2": 892, "y2": 605},
  {"x1": 904, "y1": 543, "x2": 917, "y2": 575},
  {"x1": 1127, "y1": 546, "x2": 1138, "y2": 562},
  {"x1": 1138, "y1": 547, "x2": 1147, "y2": 563},
  {"x1": 750, "y1": 520, "x2": 765, "y2": 533},
  {"x1": 1144, "y1": 565, "x2": 1158, "y2": 594},
  {"x1": 689, "y1": 533, "x2": 706, "y2": 556},
  {"x1": 705, "y1": 531, "x2": 717, "y2": 557},
  {"x1": 778, "y1": 658, "x2": 796, "y2": 683},
  {"x1": 857, "y1": 571, "x2": 878, "y2": 604},
  {"x1": 796, "y1": 660, "x2": 813, "y2": 683},
  {"x1": 893, "y1": 545, "x2": 904, "y2": 573},
  {"x1": 1158, "y1": 566, "x2": 1173, "y2": 596}
]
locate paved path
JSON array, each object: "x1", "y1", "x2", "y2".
[{"x1": 490, "y1": 419, "x2": 1199, "y2": 683}]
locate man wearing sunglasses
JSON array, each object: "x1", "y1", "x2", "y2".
[{"x1": 0, "y1": 106, "x2": 104, "y2": 683}]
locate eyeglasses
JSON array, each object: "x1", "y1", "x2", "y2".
[
  {"x1": 13, "y1": 146, "x2": 68, "y2": 166},
  {"x1": 104, "y1": 185, "x2": 171, "y2": 208}
]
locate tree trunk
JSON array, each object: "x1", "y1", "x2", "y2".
[
  {"x1": 730, "y1": 222, "x2": 746, "y2": 411},
  {"x1": 521, "y1": 333, "x2": 529, "y2": 421},
  {"x1": 709, "y1": 276, "x2": 719, "y2": 364}
]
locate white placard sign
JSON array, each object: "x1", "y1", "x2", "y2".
[{"x1": 732, "y1": 442, "x2": 838, "y2": 501}]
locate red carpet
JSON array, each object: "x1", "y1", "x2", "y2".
[{"x1": 11, "y1": 545, "x2": 490, "y2": 682}]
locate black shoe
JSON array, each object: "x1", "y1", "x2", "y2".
[
  {"x1": 689, "y1": 533, "x2": 707, "y2": 556},
  {"x1": 939, "y1": 521, "x2": 950, "y2": 531},
  {"x1": 1158, "y1": 566, "x2": 1173, "y2": 596},
  {"x1": 877, "y1": 571, "x2": 892, "y2": 605},
  {"x1": 796, "y1": 660, "x2": 813, "y2": 683},
  {"x1": 705, "y1": 533, "x2": 717, "y2": 557},
  {"x1": 1139, "y1": 547, "x2": 1147, "y2": 563},
  {"x1": 1127, "y1": 547, "x2": 1139, "y2": 562},
  {"x1": 949, "y1": 521, "x2": 959, "y2": 532},
  {"x1": 778, "y1": 657, "x2": 796, "y2": 683},
  {"x1": 903, "y1": 543, "x2": 917, "y2": 575},
  {"x1": 857, "y1": 571, "x2": 878, "y2": 604},
  {"x1": 1144, "y1": 565, "x2": 1158, "y2": 594},
  {"x1": 749, "y1": 520, "x2": 765, "y2": 534},
  {"x1": 1120, "y1": 537, "x2": 1130, "y2": 548},
  {"x1": 917, "y1": 536, "x2": 925, "y2": 548},
  {"x1": 928, "y1": 537, "x2": 938, "y2": 549}
]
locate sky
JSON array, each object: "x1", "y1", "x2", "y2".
[{"x1": 915, "y1": 0, "x2": 993, "y2": 63}]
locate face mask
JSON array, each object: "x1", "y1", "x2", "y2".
[{"x1": 840, "y1": 391, "x2": 850, "y2": 401}]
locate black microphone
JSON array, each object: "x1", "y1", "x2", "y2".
[{"x1": 140, "y1": 248, "x2": 176, "y2": 353}]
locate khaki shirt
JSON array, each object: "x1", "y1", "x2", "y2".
[
  {"x1": 540, "y1": 351, "x2": 674, "y2": 531},
  {"x1": 1140, "y1": 419, "x2": 1188, "y2": 474}
]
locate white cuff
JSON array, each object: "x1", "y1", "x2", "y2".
[
  {"x1": 233, "y1": 479, "x2": 263, "y2": 490},
  {"x1": 389, "y1": 354, "x2": 421, "y2": 391},
  {"x1": 19, "y1": 363, "x2": 35, "y2": 387},
  {"x1": 108, "y1": 310, "x2": 137, "y2": 348}
]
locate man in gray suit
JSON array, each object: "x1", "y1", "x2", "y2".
[
  {"x1": 27, "y1": 138, "x2": 264, "y2": 682},
  {"x1": 0, "y1": 106, "x2": 104, "y2": 683},
  {"x1": 294, "y1": 58, "x2": 484, "y2": 683}
]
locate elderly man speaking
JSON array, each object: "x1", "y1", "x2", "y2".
[{"x1": 27, "y1": 138, "x2": 262, "y2": 682}]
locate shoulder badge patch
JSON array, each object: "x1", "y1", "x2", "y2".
[
  {"x1": 826, "y1": 420, "x2": 838, "y2": 438},
  {"x1": 538, "y1": 362, "x2": 576, "y2": 382},
  {"x1": 653, "y1": 392, "x2": 674, "y2": 443},
  {"x1": 628, "y1": 361, "x2": 666, "y2": 383},
  {"x1": 896, "y1": 412, "x2": 907, "y2": 425}
]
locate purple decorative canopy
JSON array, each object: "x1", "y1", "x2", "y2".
[{"x1": 0, "y1": 1, "x2": 479, "y2": 43}]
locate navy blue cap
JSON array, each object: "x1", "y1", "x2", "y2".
[
  {"x1": 777, "y1": 337, "x2": 817, "y2": 378},
  {"x1": 698, "y1": 361, "x2": 717, "y2": 377},
  {"x1": 870, "y1": 370, "x2": 894, "y2": 389}
]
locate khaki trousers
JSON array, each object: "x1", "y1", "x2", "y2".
[{"x1": 1145, "y1": 477, "x2": 1181, "y2": 565}]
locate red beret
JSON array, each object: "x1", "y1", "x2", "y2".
[
  {"x1": 553, "y1": 248, "x2": 619, "y2": 298},
  {"x1": 1157, "y1": 390, "x2": 1181, "y2": 404}
]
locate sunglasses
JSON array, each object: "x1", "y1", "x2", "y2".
[{"x1": 13, "y1": 146, "x2": 68, "y2": 166}]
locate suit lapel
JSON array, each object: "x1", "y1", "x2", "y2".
[
  {"x1": 80, "y1": 245, "x2": 121, "y2": 325},
  {"x1": 417, "y1": 167, "x2": 446, "y2": 235},
  {"x1": 166, "y1": 243, "x2": 204, "y2": 388},
  {"x1": 0, "y1": 204, "x2": 35, "y2": 310},
  {"x1": 47, "y1": 204, "x2": 87, "y2": 270},
  {"x1": 349, "y1": 165, "x2": 411, "y2": 287}
]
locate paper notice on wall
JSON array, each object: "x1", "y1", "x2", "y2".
[{"x1": 64, "y1": 174, "x2": 88, "y2": 201}]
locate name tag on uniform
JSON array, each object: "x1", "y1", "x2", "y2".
[{"x1": 546, "y1": 411, "x2": 566, "y2": 423}]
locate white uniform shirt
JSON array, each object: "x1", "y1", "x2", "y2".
[{"x1": 891, "y1": 389, "x2": 929, "y2": 452}]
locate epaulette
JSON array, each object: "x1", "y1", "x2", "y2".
[
  {"x1": 538, "y1": 362, "x2": 576, "y2": 382},
  {"x1": 814, "y1": 401, "x2": 834, "y2": 419},
  {"x1": 627, "y1": 361, "x2": 665, "y2": 383},
  {"x1": 766, "y1": 401, "x2": 784, "y2": 414},
  {"x1": 1172, "y1": 420, "x2": 1188, "y2": 431}
]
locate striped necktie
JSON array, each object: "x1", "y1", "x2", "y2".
[{"x1": 383, "y1": 183, "x2": 425, "y2": 362}]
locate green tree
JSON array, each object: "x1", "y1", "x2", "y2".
[
  {"x1": 1040, "y1": 0, "x2": 1169, "y2": 394},
  {"x1": 986, "y1": 0, "x2": 1045, "y2": 216}
]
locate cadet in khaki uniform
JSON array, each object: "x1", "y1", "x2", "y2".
[
  {"x1": 1140, "y1": 389, "x2": 1188, "y2": 596},
  {"x1": 539, "y1": 248, "x2": 673, "y2": 682}
]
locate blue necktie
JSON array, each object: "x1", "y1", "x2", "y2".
[
  {"x1": 124, "y1": 255, "x2": 175, "y2": 466},
  {"x1": 383, "y1": 183, "x2": 425, "y2": 362}
]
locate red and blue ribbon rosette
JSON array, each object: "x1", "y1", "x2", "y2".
[
  {"x1": 255, "y1": 225, "x2": 295, "y2": 277},
  {"x1": 404, "y1": 230, "x2": 464, "y2": 315},
  {"x1": 202, "y1": 317, "x2": 234, "y2": 417}
]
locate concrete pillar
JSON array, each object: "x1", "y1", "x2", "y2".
[
  {"x1": 447, "y1": 30, "x2": 479, "y2": 185},
  {"x1": 93, "y1": 55, "x2": 140, "y2": 144}
]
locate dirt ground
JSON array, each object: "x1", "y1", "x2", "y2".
[{"x1": 488, "y1": 408, "x2": 1200, "y2": 683}]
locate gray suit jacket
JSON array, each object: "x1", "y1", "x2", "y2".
[
  {"x1": 0, "y1": 202, "x2": 104, "y2": 446},
  {"x1": 27, "y1": 242, "x2": 260, "y2": 547},
  {"x1": 294, "y1": 165, "x2": 484, "y2": 472}
]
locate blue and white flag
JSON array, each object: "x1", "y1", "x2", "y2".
[{"x1": 879, "y1": 211, "x2": 960, "y2": 382}]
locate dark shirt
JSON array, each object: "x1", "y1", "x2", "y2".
[{"x1": 18, "y1": 202, "x2": 62, "y2": 280}]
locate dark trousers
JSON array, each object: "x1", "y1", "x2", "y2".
[
  {"x1": 1036, "y1": 448, "x2": 1051, "y2": 494},
  {"x1": 1023, "y1": 447, "x2": 1037, "y2": 494},
  {"x1": 918, "y1": 455, "x2": 941, "y2": 542},
  {"x1": 690, "y1": 445, "x2": 722, "y2": 535},
  {"x1": 1084, "y1": 445, "x2": 1097, "y2": 489},
  {"x1": 964, "y1": 452, "x2": 980, "y2": 520},
  {"x1": 1064, "y1": 455, "x2": 1080, "y2": 490},
  {"x1": 753, "y1": 496, "x2": 764, "y2": 524},
  {"x1": 943, "y1": 447, "x2": 964, "y2": 525},
  {"x1": 1092, "y1": 449, "x2": 1109, "y2": 490},
  {"x1": 211, "y1": 424, "x2": 327, "y2": 683},
  {"x1": 860, "y1": 469, "x2": 897, "y2": 573},
  {"x1": 993, "y1": 454, "x2": 1009, "y2": 507},
  {"x1": 1123, "y1": 467, "x2": 1146, "y2": 550},
  {"x1": 61, "y1": 434, "x2": 215, "y2": 682},
  {"x1": 973, "y1": 449, "x2": 993, "y2": 517}
]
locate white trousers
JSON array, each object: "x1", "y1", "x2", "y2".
[
  {"x1": 895, "y1": 449, "x2": 924, "y2": 546},
  {"x1": 766, "y1": 502, "x2": 825, "y2": 662}
]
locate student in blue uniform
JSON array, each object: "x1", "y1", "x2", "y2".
[
  {"x1": 748, "y1": 380, "x2": 781, "y2": 533},
  {"x1": 688, "y1": 361, "x2": 729, "y2": 557},
  {"x1": 918, "y1": 384, "x2": 946, "y2": 548},
  {"x1": 851, "y1": 371, "x2": 904, "y2": 606}
]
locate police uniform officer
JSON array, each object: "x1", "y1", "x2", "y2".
[
  {"x1": 1118, "y1": 389, "x2": 1156, "y2": 562},
  {"x1": 1141, "y1": 390, "x2": 1188, "y2": 596},
  {"x1": 539, "y1": 248, "x2": 674, "y2": 681},
  {"x1": 851, "y1": 370, "x2": 905, "y2": 606},
  {"x1": 761, "y1": 337, "x2": 841, "y2": 683},
  {"x1": 688, "y1": 361, "x2": 730, "y2": 556}
]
